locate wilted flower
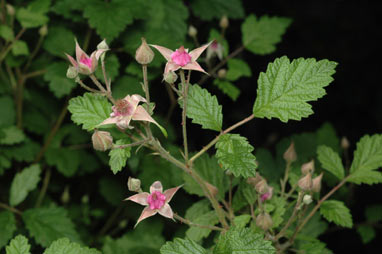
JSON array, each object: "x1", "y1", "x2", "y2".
[
  {"x1": 65, "y1": 39, "x2": 107, "y2": 75},
  {"x1": 206, "y1": 40, "x2": 223, "y2": 61},
  {"x1": 125, "y1": 181, "x2": 182, "y2": 227},
  {"x1": 151, "y1": 41, "x2": 212, "y2": 74},
  {"x1": 260, "y1": 186, "x2": 273, "y2": 202}
]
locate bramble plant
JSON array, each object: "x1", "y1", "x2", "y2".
[{"x1": 1, "y1": 1, "x2": 381, "y2": 254}]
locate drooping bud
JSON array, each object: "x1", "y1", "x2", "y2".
[
  {"x1": 301, "y1": 160, "x2": 315, "y2": 175},
  {"x1": 303, "y1": 194, "x2": 313, "y2": 205},
  {"x1": 66, "y1": 66, "x2": 78, "y2": 79},
  {"x1": 163, "y1": 71, "x2": 178, "y2": 84},
  {"x1": 219, "y1": 15, "x2": 229, "y2": 29},
  {"x1": 298, "y1": 173, "x2": 313, "y2": 191},
  {"x1": 39, "y1": 25, "x2": 48, "y2": 37},
  {"x1": 217, "y1": 69, "x2": 227, "y2": 79},
  {"x1": 6, "y1": 4, "x2": 15, "y2": 16},
  {"x1": 256, "y1": 212, "x2": 273, "y2": 231},
  {"x1": 341, "y1": 136, "x2": 350, "y2": 150},
  {"x1": 283, "y1": 142, "x2": 297, "y2": 163},
  {"x1": 135, "y1": 37, "x2": 154, "y2": 65},
  {"x1": 127, "y1": 177, "x2": 142, "y2": 192},
  {"x1": 255, "y1": 179, "x2": 268, "y2": 195},
  {"x1": 61, "y1": 185, "x2": 70, "y2": 204},
  {"x1": 312, "y1": 173, "x2": 323, "y2": 193},
  {"x1": 92, "y1": 130, "x2": 113, "y2": 151},
  {"x1": 188, "y1": 25, "x2": 198, "y2": 37},
  {"x1": 247, "y1": 172, "x2": 263, "y2": 187}
]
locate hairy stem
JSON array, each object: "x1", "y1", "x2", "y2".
[
  {"x1": 89, "y1": 74, "x2": 115, "y2": 104},
  {"x1": 174, "y1": 213, "x2": 224, "y2": 231},
  {"x1": 180, "y1": 70, "x2": 189, "y2": 163},
  {"x1": 280, "y1": 161, "x2": 292, "y2": 197}
]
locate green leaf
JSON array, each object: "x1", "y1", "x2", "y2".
[
  {"x1": 348, "y1": 134, "x2": 382, "y2": 185},
  {"x1": 270, "y1": 196, "x2": 286, "y2": 228},
  {"x1": 3, "y1": 138, "x2": 40, "y2": 163},
  {"x1": 226, "y1": 59, "x2": 251, "y2": 81},
  {"x1": 357, "y1": 225, "x2": 375, "y2": 244},
  {"x1": 9, "y1": 164, "x2": 41, "y2": 206},
  {"x1": 320, "y1": 200, "x2": 353, "y2": 228},
  {"x1": 213, "y1": 79, "x2": 240, "y2": 101},
  {"x1": 317, "y1": 145, "x2": 345, "y2": 180},
  {"x1": 108, "y1": 139, "x2": 131, "y2": 174},
  {"x1": 316, "y1": 122, "x2": 340, "y2": 153},
  {"x1": 5, "y1": 235, "x2": 31, "y2": 254},
  {"x1": 214, "y1": 227, "x2": 275, "y2": 254},
  {"x1": 182, "y1": 84, "x2": 223, "y2": 132},
  {"x1": 16, "y1": 8, "x2": 49, "y2": 28},
  {"x1": 255, "y1": 148, "x2": 282, "y2": 184},
  {"x1": 0, "y1": 126, "x2": 25, "y2": 145},
  {"x1": 0, "y1": 25, "x2": 14, "y2": 41},
  {"x1": 44, "y1": 238, "x2": 101, "y2": 254},
  {"x1": 0, "y1": 211, "x2": 17, "y2": 249},
  {"x1": 83, "y1": 0, "x2": 134, "y2": 41},
  {"x1": 68, "y1": 93, "x2": 112, "y2": 131},
  {"x1": 0, "y1": 96, "x2": 15, "y2": 127},
  {"x1": 160, "y1": 238, "x2": 207, "y2": 254},
  {"x1": 233, "y1": 214, "x2": 252, "y2": 228},
  {"x1": 44, "y1": 62, "x2": 76, "y2": 98},
  {"x1": 22, "y1": 207, "x2": 80, "y2": 247},
  {"x1": 43, "y1": 26, "x2": 75, "y2": 57},
  {"x1": 45, "y1": 148, "x2": 80, "y2": 177},
  {"x1": 299, "y1": 240, "x2": 332, "y2": 254},
  {"x1": 186, "y1": 211, "x2": 219, "y2": 242},
  {"x1": 12, "y1": 41, "x2": 29, "y2": 56},
  {"x1": 215, "y1": 134, "x2": 257, "y2": 178},
  {"x1": 253, "y1": 56, "x2": 337, "y2": 122},
  {"x1": 95, "y1": 54, "x2": 120, "y2": 81},
  {"x1": 190, "y1": 0, "x2": 244, "y2": 21},
  {"x1": 242, "y1": 15, "x2": 292, "y2": 55}
]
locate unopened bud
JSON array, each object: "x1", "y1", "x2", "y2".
[
  {"x1": 283, "y1": 142, "x2": 297, "y2": 163},
  {"x1": 301, "y1": 160, "x2": 315, "y2": 175},
  {"x1": 247, "y1": 173, "x2": 263, "y2": 187},
  {"x1": 61, "y1": 185, "x2": 70, "y2": 204},
  {"x1": 219, "y1": 15, "x2": 229, "y2": 29},
  {"x1": 260, "y1": 187, "x2": 273, "y2": 202},
  {"x1": 312, "y1": 173, "x2": 323, "y2": 193},
  {"x1": 298, "y1": 173, "x2": 313, "y2": 191},
  {"x1": 127, "y1": 177, "x2": 142, "y2": 192},
  {"x1": 256, "y1": 212, "x2": 273, "y2": 231},
  {"x1": 135, "y1": 37, "x2": 154, "y2": 65},
  {"x1": 6, "y1": 4, "x2": 15, "y2": 16},
  {"x1": 82, "y1": 195, "x2": 89, "y2": 204},
  {"x1": 217, "y1": 69, "x2": 227, "y2": 79},
  {"x1": 303, "y1": 194, "x2": 313, "y2": 205},
  {"x1": 255, "y1": 179, "x2": 268, "y2": 195},
  {"x1": 92, "y1": 130, "x2": 113, "y2": 151},
  {"x1": 341, "y1": 136, "x2": 350, "y2": 150},
  {"x1": 188, "y1": 25, "x2": 198, "y2": 37},
  {"x1": 119, "y1": 219, "x2": 127, "y2": 228},
  {"x1": 97, "y1": 39, "x2": 109, "y2": 50},
  {"x1": 163, "y1": 71, "x2": 178, "y2": 84},
  {"x1": 39, "y1": 25, "x2": 48, "y2": 37},
  {"x1": 66, "y1": 66, "x2": 78, "y2": 79}
]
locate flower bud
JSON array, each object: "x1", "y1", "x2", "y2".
[
  {"x1": 219, "y1": 15, "x2": 229, "y2": 29},
  {"x1": 127, "y1": 177, "x2": 142, "y2": 192},
  {"x1": 6, "y1": 4, "x2": 15, "y2": 16},
  {"x1": 312, "y1": 173, "x2": 323, "y2": 193},
  {"x1": 61, "y1": 185, "x2": 70, "y2": 204},
  {"x1": 217, "y1": 69, "x2": 227, "y2": 79},
  {"x1": 303, "y1": 194, "x2": 313, "y2": 205},
  {"x1": 301, "y1": 160, "x2": 315, "y2": 175},
  {"x1": 256, "y1": 212, "x2": 273, "y2": 231},
  {"x1": 39, "y1": 25, "x2": 48, "y2": 37},
  {"x1": 163, "y1": 71, "x2": 178, "y2": 84},
  {"x1": 135, "y1": 37, "x2": 154, "y2": 65},
  {"x1": 260, "y1": 187, "x2": 273, "y2": 202},
  {"x1": 66, "y1": 66, "x2": 78, "y2": 79},
  {"x1": 247, "y1": 172, "x2": 263, "y2": 187},
  {"x1": 298, "y1": 173, "x2": 313, "y2": 191},
  {"x1": 341, "y1": 136, "x2": 350, "y2": 150},
  {"x1": 283, "y1": 142, "x2": 297, "y2": 163},
  {"x1": 255, "y1": 179, "x2": 268, "y2": 195},
  {"x1": 92, "y1": 130, "x2": 113, "y2": 151},
  {"x1": 188, "y1": 25, "x2": 198, "y2": 37},
  {"x1": 81, "y1": 195, "x2": 89, "y2": 204},
  {"x1": 97, "y1": 39, "x2": 109, "y2": 50}
]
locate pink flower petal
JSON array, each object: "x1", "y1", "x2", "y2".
[
  {"x1": 163, "y1": 185, "x2": 182, "y2": 203},
  {"x1": 182, "y1": 61, "x2": 208, "y2": 74},
  {"x1": 150, "y1": 181, "x2": 163, "y2": 194},
  {"x1": 132, "y1": 106, "x2": 159, "y2": 126},
  {"x1": 95, "y1": 49, "x2": 108, "y2": 60},
  {"x1": 124, "y1": 192, "x2": 149, "y2": 206},
  {"x1": 116, "y1": 116, "x2": 133, "y2": 129},
  {"x1": 75, "y1": 39, "x2": 89, "y2": 63},
  {"x1": 150, "y1": 45, "x2": 174, "y2": 61},
  {"x1": 189, "y1": 41, "x2": 213, "y2": 61},
  {"x1": 135, "y1": 207, "x2": 157, "y2": 227},
  {"x1": 158, "y1": 203, "x2": 174, "y2": 219},
  {"x1": 164, "y1": 62, "x2": 181, "y2": 74},
  {"x1": 65, "y1": 53, "x2": 78, "y2": 68},
  {"x1": 99, "y1": 116, "x2": 119, "y2": 126}
]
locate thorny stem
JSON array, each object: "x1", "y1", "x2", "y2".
[
  {"x1": 35, "y1": 168, "x2": 51, "y2": 208},
  {"x1": 0, "y1": 202, "x2": 22, "y2": 215},
  {"x1": 174, "y1": 213, "x2": 224, "y2": 231},
  {"x1": 180, "y1": 70, "x2": 189, "y2": 163}
]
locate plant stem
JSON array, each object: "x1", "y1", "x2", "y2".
[
  {"x1": 112, "y1": 139, "x2": 149, "y2": 149},
  {"x1": 142, "y1": 65, "x2": 150, "y2": 103},
  {"x1": 180, "y1": 70, "x2": 189, "y2": 163},
  {"x1": 174, "y1": 213, "x2": 224, "y2": 231},
  {"x1": 0, "y1": 28, "x2": 26, "y2": 64},
  {"x1": 23, "y1": 34, "x2": 45, "y2": 72},
  {"x1": 0, "y1": 202, "x2": 22, "y2": 215},
  {"x1": 77, "y1": 80, "x2": 101, "y2": 93},
  {"x1": 101, "y1": 58, "x2": 111, "y2": 93},
  {"x1": 35, "y1": 168, "x2": 51, "y2": 208},
  {"x1": 89, "y1": 74, "x2": 115, "y2": 104},
  {"x1": 280, "y1": 161, "x2": 292, "y2": 197},
  {"x1": 98, "y1": 204, "x2": 124, "y2": 236}
]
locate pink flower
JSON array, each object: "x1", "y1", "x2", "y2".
[
  {"x1": 125, "y1": 181, "x2": 182, "y2": 227},
  {"x1": 151, "y1": 41, "x2": 212, "y2": 74},
  {"x1": 206, "y1": 40, "x2": 223, "y2": 61},
  {"x1": 65, "y1": 39, "x2": 107, "y2": 75},
  {"x1": 260, "y1": 187, "x2": 273, "y2": 202}
]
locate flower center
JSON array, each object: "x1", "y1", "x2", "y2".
[
  {"x1": 171, "y1": 46, "x2": 191, "y2": 67},
  {"x1": 112, "y1": 99, "x2": 134, "y2": 117},
  {"x1": 80, "y1": 56, "x2": 93, "y2": 69},
  {"x1": 147, "y1": 191, "x2": 166, "y2": 210}
]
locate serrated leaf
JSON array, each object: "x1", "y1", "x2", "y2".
[
  {"x1": 45, "y1": 148, "x2": 80, "y2": 177},
  {"x1": 0, "y1": 211, "x2": 17, "y2": 249},
  {"x1": 185, "y1": 211, "x2": 219, "y2": 242},
  {"x1": 9, "y1": 164, "x2": 41, "y2": 206},
  {"x1": 12, "y1": 41, "x2": 29, "y2": 56},
  {"x1": 0, "y1": 25, "x2": 14, "y2": 41},
  {"x1": 16, "y1": 8, "x2": 49, "y2": 28},
  {"x1": 185, "y1": 200, "x2": 211, "y2": 221},
  {"x1": 213, "y1": 79, "x2": 240, "y2": 101},
  {"x1": 270, "y1": 196, "x2": 286, "y2": 228},
  {"x1": 242, "y1": 15, "x2": 291, "y2": 55},
  {"x1": 317, "y1": 145, "x2": 345, "y2": 180},
  {"x1": 190, "y1": 0, "x2": 244, "y2": 21},
  {"x1": 214, "y1": 227, "x2": 275, "y2": 254},
  {"x1": 182, "y1": 84, "x2": 222, "y2": 131},
  {"x1": 348, "y1": 134, "x2": 382, "y2": 185},
  {"x1": 299, "y1": 239, "x2": 332, "y2": 254},
  {"x1": 253, "y1": 56, "x2": 337, "y2": 122},
  {"x1": 3, "y1": 138, "x2": 40, "y2": 163},
  {"x1": 44, "y1": 238, "x2": 101, "y2": 254},
  {"x1": 51, "y1": 0, "x2": 87, "y2": 22},
  {"x1": 160, "y1": 238, "x2": 207, "y2": 254},
  {"x1": 83, "y1": 0, "x2": 133, "y2": 41},
  {"x1": 320, "y1": 200, "x2": 353, "y2": 228},
  {"x1": 108, "y1": 139, "x2": 131, "y2": 174},
  {"x1": 43, "y1": 26, "x2": 75, "y2": 57},
  {"x1": 5, "y1": 235, "x2": 31, "y2": 254},
  {"x1": 44, "y1": 62, "x2": 76, "y2": 98},
  {"x1": 215, "y1": 134, "x2": 257, "y2": 178},
  {"x1": 0, "y1": 126, "x2": 25, "y2": 145},
  {"x1": 233, "y1": 215, "x2": 252, "y2": 228},
  {"x1": 22, "y1": 207, "x2": 80, "y2": 247},
  {"x1": 226, "y1": 59, "x2": 251, "y2": 81},
  {"x1": 68, "y1": 93, "x2": 112, "y2": 131},
  {"x1": 357, "y1": 225, "x2": 375, "y2": 244},
  {"x1": 0, "y1": 96, "x2": 15, "y2": 127}
]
